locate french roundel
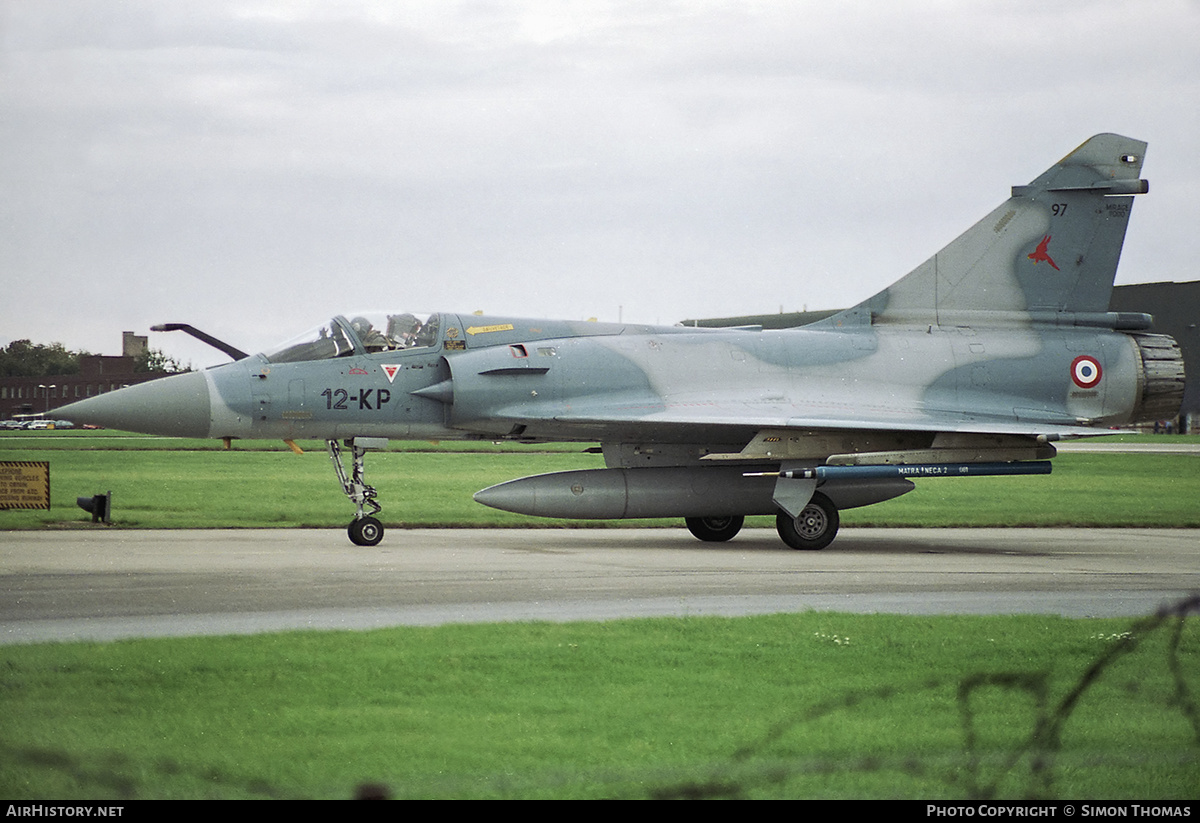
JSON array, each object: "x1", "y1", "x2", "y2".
[{"x1": 1071, "y1": 355, "x2": 1102, "y2": 388}]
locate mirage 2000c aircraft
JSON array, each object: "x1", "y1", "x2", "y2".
[{"x1": 59, "y1": 134, "x2": 1185, "y2": 548}]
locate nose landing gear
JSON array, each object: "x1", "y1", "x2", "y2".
[{"x1": 328, "y1": 437, "x2": 388, "y2": 546}]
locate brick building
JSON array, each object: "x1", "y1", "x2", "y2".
[{"x1": 1, "y1": 332, "x2": 178, "y2": 421}]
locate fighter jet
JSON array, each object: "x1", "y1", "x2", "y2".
[{"x1": 58, "y1": 134, "x2": 1185, "y2": 548}]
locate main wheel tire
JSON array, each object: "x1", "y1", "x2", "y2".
[
  {"x1": 775, "y1": 492, "x2": 839, "y2": 551},
  {"x1": 348, "y1": 516, "x2": 384, "y2": 547},
  {"x1": 685, "y1": 515, "x2": 745, "y2": 542}
]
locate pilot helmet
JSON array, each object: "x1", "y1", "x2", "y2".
[{"x1": 388, "y1": 313, "x2": 421, "y2": 337}]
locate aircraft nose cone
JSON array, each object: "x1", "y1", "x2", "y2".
[{"x1": 57, "y1": 370, "x2": 212, "y2": 437}]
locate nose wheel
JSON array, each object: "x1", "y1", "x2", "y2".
[
  {"x1": 348, "y1": 515, "x2": 384, "y2": 547},
  {"x1": 328, "y1": 438, "x2": 388, "y2": 546}
]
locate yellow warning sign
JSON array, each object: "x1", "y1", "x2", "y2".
[{"x1": 0, "y1": 461, "x2": 50, "y2": 510}]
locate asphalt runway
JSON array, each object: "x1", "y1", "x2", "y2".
[{"x1": 2, "y1": 527, "x2": 1197, "y2": 644}]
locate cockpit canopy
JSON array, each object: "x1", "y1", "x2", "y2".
[{"x1": 262, "y1": 313, "x2": 440, "y2": 363}]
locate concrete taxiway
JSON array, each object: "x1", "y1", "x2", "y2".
[
  {"x1": 2, "y1": 527, "x2": 1197, "y2": 644},
  {"x1": 1055, "y1": 441, "x2": 1200, "y2": 454}
]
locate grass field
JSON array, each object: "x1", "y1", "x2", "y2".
[
  {"x1": 1, "y1": 431, "x2": 1198, "y2": 530},
  {"x1": 2, "y1": 609, "x2": 1198, "y2": 799},
  {"x1": 2, "y1": 432, "x2": 1198, "y2": 799}
]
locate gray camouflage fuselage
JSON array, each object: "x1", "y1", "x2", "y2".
[{"x1": 58, "y1": 134, "x2": 1186, "y2": 549}]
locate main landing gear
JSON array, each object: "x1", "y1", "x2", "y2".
[
  {"x1": 685, "y1": 515, "x2": 745, "y2": 542},
  {"x1": 775, "y1": 491, "x2": 839, "y2": 551},
  {"x1": 328, "y1": 437, "x2": 387, "y2": 546},
  {"x1": 683, "y1": 493, "x2": 841, "y2": 551}
]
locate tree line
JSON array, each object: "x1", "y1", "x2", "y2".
[{"x1": 0, "y1": 339, "x2": 187, "y2": 377}]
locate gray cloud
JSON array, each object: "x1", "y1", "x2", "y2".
[{"x1": 2, "y1": 0, "x2": 1197, "y2": 367}]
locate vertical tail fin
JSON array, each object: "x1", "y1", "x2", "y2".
[{"x1": 827, "y1": 134, "x2": 1149, "y2": 327}]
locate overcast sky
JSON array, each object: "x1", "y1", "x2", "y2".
[{"x1": 3, "y1": 0, "x2": 1198, "y2": 368}]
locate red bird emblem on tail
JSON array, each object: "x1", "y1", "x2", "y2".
[{"x1": 1027, "y1": 235, "x2": 1060, "y2": 271}]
